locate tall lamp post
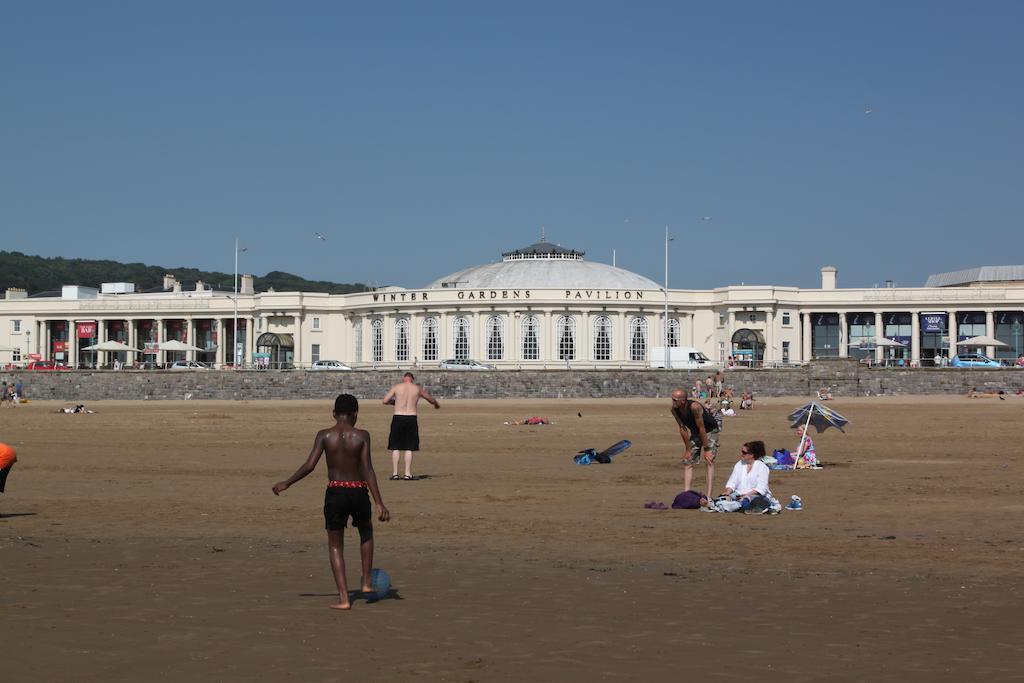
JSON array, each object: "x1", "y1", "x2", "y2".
[
  {"x1": 664, "y1": 225, "x2": 673, "y2": 369},
  {"x1": 233, "y1": 239, "x2": 247, "y2": 368}
]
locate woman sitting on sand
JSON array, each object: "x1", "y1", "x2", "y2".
[
  {"x1": 720, "y1": 440, "x2": 773, "y2": 511},
  {"x1": 740, "y1": 391, "x2": 754, "y2": 410}
]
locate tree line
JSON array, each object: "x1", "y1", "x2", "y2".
[{"x1": 0, "y1": 251, "x2": 370, "y2": 295}]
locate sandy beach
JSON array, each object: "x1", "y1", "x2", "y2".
[{"x1": 1, "y1": 395, "x2": 1022, "y2": 681}]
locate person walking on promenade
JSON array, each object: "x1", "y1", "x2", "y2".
[
  {"x1": 382, "y1": 372, "x2": 440, "y2": 480},
  {"x1": 671, "y1": 387, "x2": 720, "y2": 496},
  {"x1": 272, "y1": 394, "x2": 389, "y2": 611}
]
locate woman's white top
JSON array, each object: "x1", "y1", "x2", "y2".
[{"x1": 725, "y1": 459, "x2": 771, "y2": 496}]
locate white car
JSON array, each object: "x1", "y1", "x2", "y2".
[
  {"x1": 170, "y1": 360, "x2": 211, "y2": 370},
  {"x1": 311, "y1": 360, "x2": 352, "y2": 371},
  {"x1": 438, "y1": 359, "x2": 495, "y2": 370}
]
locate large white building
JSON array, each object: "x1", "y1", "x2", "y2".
[{"x1": 2, "y1": 241, "x2": 1023, "y2": 369}]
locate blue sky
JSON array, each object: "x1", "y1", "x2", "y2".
[{"x1": 2, "y1": 1, "x2": 1022, "y2": 290}]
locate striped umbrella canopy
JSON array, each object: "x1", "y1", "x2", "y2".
[{"x1": 788, "y1": 401, "x2": 850, "y2": 434}]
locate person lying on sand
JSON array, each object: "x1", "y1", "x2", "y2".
[
  {"x1": 505, "y1": 417, "x2": 551, "y2": 425},
  {"x1": 57, "y1": 404, "x2": 94, "y2": 414}
]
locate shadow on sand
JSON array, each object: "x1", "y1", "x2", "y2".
[
  {"x1": 299, "y1": 588, "x2": 402, "y2": 604},
  {"x1": 0, "y1": 512, "x2": 37, "y2": 519}
]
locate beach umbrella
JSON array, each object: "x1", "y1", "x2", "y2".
[
  {"x1": 788, "y1": 401, "x2": 850, "y2": 434},
  {"x1": 158, "y1": 339, "x2": 205, "y2": 352},
  {"x1": 81, "y1": 340, "x2": 135, "y2": 352},
  {"x1": 787, "y1": 401, "x2": 849, "y2": 470},
  {"x1": 954, "y1": 335, "x2": 1009, "y2": 348}
]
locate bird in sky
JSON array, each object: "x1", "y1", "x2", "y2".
[
  {"x1": 702, "y1": 216, "x2": 713, "y2": 221},
  {"x1": 864, "y1": 105, "x2": 874, "y2": 115},
  {"x1": 314, "y1": 232, "x2": 327, "y2": 241}
]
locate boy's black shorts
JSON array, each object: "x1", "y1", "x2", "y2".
[{"x1": 324, "y1": 486, "x2": 371, "y2": 530}]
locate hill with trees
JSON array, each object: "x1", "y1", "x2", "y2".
[{"x1": 0, "y1": 251, "x2": 370, "y2": 295}]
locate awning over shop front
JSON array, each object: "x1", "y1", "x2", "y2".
[{"x1": 256, "y1": 333, "x2": 294, "y2": 348}]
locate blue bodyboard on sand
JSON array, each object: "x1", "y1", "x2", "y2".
[{"x1": 574, "y1": 439, "x2": 632, "y2": 465}]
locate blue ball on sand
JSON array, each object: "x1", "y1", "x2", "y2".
[{"x1": 369, "y1": 567, "x2": 391, "y2": 600}]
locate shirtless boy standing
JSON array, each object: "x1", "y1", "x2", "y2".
[
  {"x1": 382, "y1": 372, "x2": 440, "y2": 480},
  {"x1": 272, "y1": 394, "x2": 389, "y2": 610}
]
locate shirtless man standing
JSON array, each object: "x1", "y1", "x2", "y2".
[
  {"x1": 272, "y1": 394, "x2": 389, "y2": 610},
  {"x1": 382, "y1": 372, "x2": 440, "y2": 480}
]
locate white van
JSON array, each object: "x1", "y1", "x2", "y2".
[{"x1": 649, "y1": 347, "x2": 717, "y2": 369}]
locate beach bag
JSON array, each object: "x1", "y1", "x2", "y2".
[
  {"x1": 773, "y1": 449, "x2": 793, "y2": 466},
  {"x1": 672, "y1": 490, "x2": 706, "y2": 509}
]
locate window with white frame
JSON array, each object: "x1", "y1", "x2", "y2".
[
  {"x1": 371, "y1": 319, "x2": 383, "y2": 362},
  {"x1": 593, "y1": 316, "x2": 612, "y2": 360},
  {"x1": 666, "y1": 318, "x2": 680, "y2": 347},
  {"x1": 311, "y1": 343, "x2": 321, "y2": 363},
  {"x1": 718, "y1": 313, "x2": 726, "y2": 327},
  {"x1": 453, "y1": 316, "x2": 470, "y2": 360},
  {"x1": 557, "y1": 315, "x2": 576, "y2": 361},
  {"x1": 12, "y1": 347, "x2": 22, "y2": 362},
  {"x1": 782, "y1": 311, "x2": 791, "y2": 326},
  {"x1": 630, "y1": 316, "x2": 648, "y2": 361},
  {"x1": 353, "y1": 319, "x2": 363, "y2": 362},
  {"x1": 11, "y1": 320, "x2": 21, "y2": 333},
  {"x1": 421, "y1": 317, "x2": 438, "y2": 361},
  {"x1": 486, "y1": 315, "x2": 504, "y2": 361},
  {"x1": 312, "y1": 317, "x2": 321, "y2": 330},
  {"x1": 521, "y1": 314, "x2": 540, "y2": 360},
  {"x1": 394, "y1": 318, "x2": 409, "y2": 362}
]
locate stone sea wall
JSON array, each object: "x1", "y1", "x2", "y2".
[{"x1": 4, "y1": 360, "x2": 1022, "y2": 401}]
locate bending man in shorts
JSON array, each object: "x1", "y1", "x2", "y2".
[
  {"x1": 671, "y1": 388, "x2": 720, "y2": 496},
  {"x1": 272, "y1": 394, "x2": 389, "y2": 611},
  {"x1": 382, "y1": 372, "x2": 440, "y2": 480}
]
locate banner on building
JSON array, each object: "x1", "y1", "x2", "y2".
[
  {"x1": 921, "y1": 313, "x2": 947, "y2": 333},
  {"x1": 76, "y1": 322, "x2": 97, "y2": 338}
]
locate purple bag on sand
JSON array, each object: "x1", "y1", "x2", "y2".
[{"x1": 672, "y1": 490, "x2": 706, "y2": 509}]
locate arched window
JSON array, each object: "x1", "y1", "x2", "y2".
[
  {"x1": 421, "y1": 317, "x2": 438, "y2": 361},
  {"x1": 666, "y1": 318, "x2": 680, "y2": 348},
  {"x1": 352, "y1": 319, "x2": 363, "y2": 362},
  {"x1": 521, "y1": 314, "x2": 540, "y2": 360},
  {"x1": 593, "y1": 316, "x2": 612, "y2": 361},
  {"x1": 394, "y1": 318, "x2": 409, "y2": 362},
  {"x1": 453, "y1": 316, "x2": 470, "y2": 360},
  {"x1": 557, "y1": 315, "x2": 576, "y2": 361},
  {"x1": 630, "y1": 316, "x2": 648, "y2": 361},
  {"x1": 486, "y1": 315, "x2": 504, "y2": 361},
  {"x1": 371, "y1": 319, "x2": 383, "y2": 363}
]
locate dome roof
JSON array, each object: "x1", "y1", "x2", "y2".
[{"x1": 425, "y1": 239, "x2": 660, "y2": 290}]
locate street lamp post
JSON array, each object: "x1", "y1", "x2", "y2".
[
  {"x1": 232, "y1": 239, "x2": 247, "y2": 368},
  {"x1": 664, "y1": 226, "x2": 673, "y2": 369}
]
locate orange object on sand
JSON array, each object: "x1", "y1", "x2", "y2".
[{"x1": 0, "y1": 442, "x2": 16, "y2": 468}]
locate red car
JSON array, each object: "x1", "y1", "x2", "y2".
[{"x1": 26, "y1": 360, "x2": 71, "y2": 371}]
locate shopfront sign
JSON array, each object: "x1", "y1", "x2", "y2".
[
  {"x1": 77, "y1": 321, "x2": 97, "y2": 338},
  {"x1": 921, "y1": 313, "x2": 946, "y2": 333}
]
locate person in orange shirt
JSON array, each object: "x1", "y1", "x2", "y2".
[{"x1": 0, "y1": 442, "x2": 16, "y2": 495}]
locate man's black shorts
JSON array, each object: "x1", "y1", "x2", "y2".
[
  {"x1": 387, "y1": 414, "x2": 420, "y2": 451},
  {"x1": 324, "y1": 487, "x2": 371, "y2": 530}
]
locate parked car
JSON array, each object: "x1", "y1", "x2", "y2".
[
  {"x1": 950, "y1": 353, "x2": 1001, "y2": 368},
  {"x1": 310, "y1": 360, "x2": 352, "y2": 371},
  {"x1": 438, "y1": 359, "x2": 495, "y2": 370},
  {"x1": 170, "y1": 360, "x2": 211, "y2": 370},
  {"x1": 26, "y1": 360, "x2": 70, "y2": 371}
]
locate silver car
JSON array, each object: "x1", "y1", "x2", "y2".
[
  {"x1": 438, "y1": 359, "x2": 495, "y2": 370},
  {"x1": 311, "y1": 360, "x2": 353, "y2": 371}
]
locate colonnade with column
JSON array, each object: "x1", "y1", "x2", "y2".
[
  {"x1": 33, "y1": 316, "x2": 257, "y2": 368},
  {"x1": 347, "y1": 308, "x2": 694, "y2": 365},
  {"x1": 798, "y1": 308, "x2": 1018, "y2": 364}
]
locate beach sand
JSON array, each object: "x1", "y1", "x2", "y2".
[{"x1": 1, "y1": 396, "x2": 1021, "y2": 681}]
